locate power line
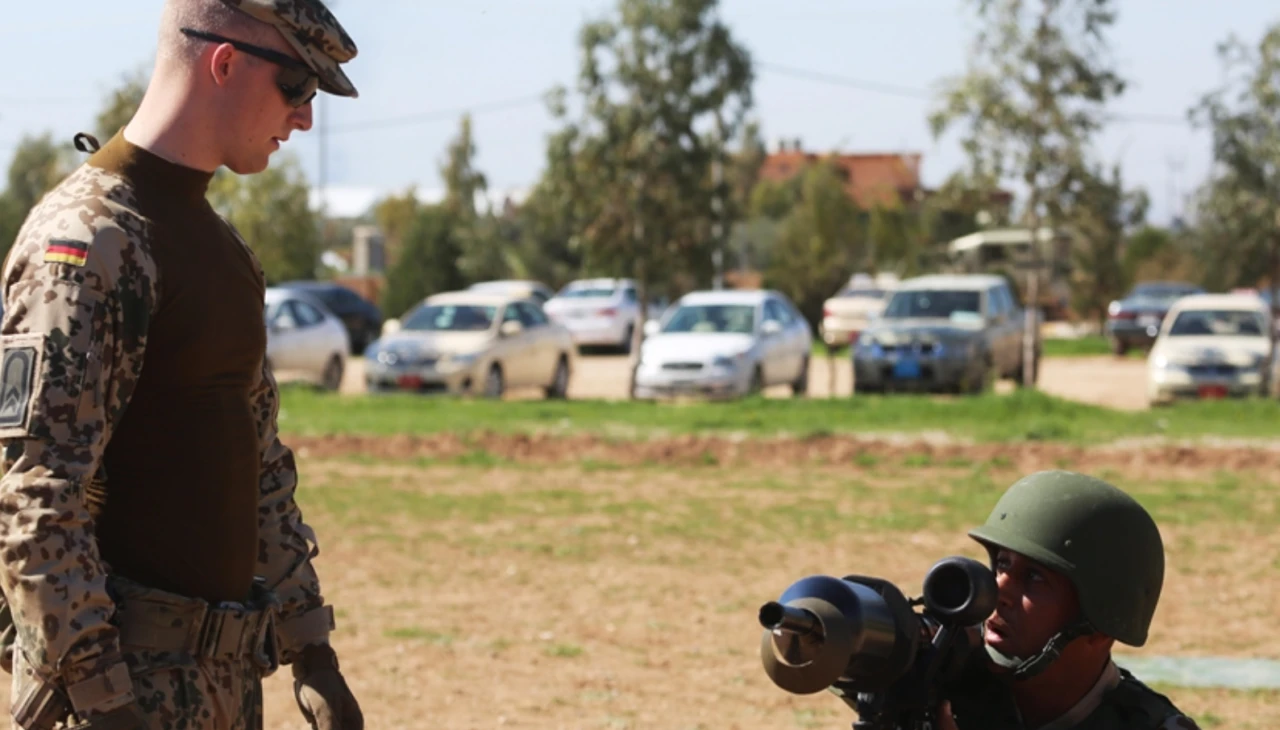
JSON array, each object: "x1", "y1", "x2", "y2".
[
  {"x1": 756, "y1": 62, "x2": 1189, "y2": 128},
  {"x1": 326, "y1": 93, "x2": 549, "y2": 134}
]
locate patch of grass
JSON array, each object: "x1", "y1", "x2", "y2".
[
  {"x1": 1039, "y1": 335, "x2": 1127, "y2": 357},
  {"x1": 901, "y1": 453, "x2": 934, "y2": 467},
  {"x1": 545, "y1": 643, "x2": 584, "y2": 658},
  {"x1": 281, "y1": 387, "x2": 1280, "y2": 444},
  {"x1": 383, "y1": 627, "x2": 455, "y2": 646},
  {"x1": 852, "y1": 452, "x2": 880, "y2": 468}
]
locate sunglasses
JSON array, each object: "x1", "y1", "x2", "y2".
[{"x1": 181, "y1": 27, "x2": 320, "y2": 107}]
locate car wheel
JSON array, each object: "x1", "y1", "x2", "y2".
[
  {"x1": 483, "y1": 364, "x2": 505, "y2": 399},
  {"x1": 791, "y1": 356, "x2": 810, "y2": 397},
  {"x1": 545, "y1": 356, "x2": 570, "y2": 400},
  {"x1": 320, "y1": 354, "x2": 344, "y2": 392},
  {"x1": 748, "y1": 366, "x2": 764, "y2": 396},
  {"x1": 967, "y1": 356, "x2": 995, "y2": 395}
]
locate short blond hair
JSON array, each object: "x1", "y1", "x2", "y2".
[{"x1": 157, "y1": 0, "x2": 277, "y2": 66}]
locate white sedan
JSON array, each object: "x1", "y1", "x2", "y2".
[
  {"x1": 543, "y1": 278, "x2": 643, "y2": 353},
  {"x1": 1147, "y1": 293, "x2": 1276, "y2": 405},
  {"x1": 634, "y1": 290, "x2": 813, "y2": 399},
  {"x1": 265, "y1": 287, "x2": 351, "y2": 391}
]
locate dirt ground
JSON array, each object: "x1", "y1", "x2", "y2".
[
  {"x1": 340, "y1": 352, "x2": 1153, "y2": 410},
  {"x1": 0, "y1": 439, "x2": 1269, "y2": 729},
  {"x1": 282, "y1": 451, "x2": 1275, "y2": 729}
]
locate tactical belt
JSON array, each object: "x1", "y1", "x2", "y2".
[
  {"x1": 108, "y1": 577, "x2": 281, "y2": 674},
  {"x1": 115, "y1": 596, "x2": 278, "y2": 667}
]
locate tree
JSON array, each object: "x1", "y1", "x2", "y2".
[
  {"x1": 380, "y1": 205, "x2": 464, "y2": 318},
  {"x1": 209, "y1": 153, "x2": 320, "y2": 284},
  {"x1": 440, "y1": 114, "x2": 487, "y2": 223},
  {"x1": 764, "y1": 159, "x2": 863, "y2": 329},
  {"x1": 1123, "y1": 225, "x2": 1195, "y2": 285},
  {"x1": 1066, "y1": 165, "x2": 1148, "y2": 326},
  {"x1": 435, "y1": 114, "x2": 513, "y2": 283},
  {"x1": 931, "y1": 0, "x2": 1126, "y2": 385},
  {"x1": 373, "y1": 187, "x2": 422, "y2": 266},
  {"x1": 94, "y1": 66, "x2": 149, "y2": 141},
  {"x1": 0, "y1": 133, "x2": 75, "y2": 258},
  {"x1": 1190, "y1": 23, "x2": 1280, "y2": 353},
  {"x1": 544, "y1": 0, "x2": 754, "y2": 394}
]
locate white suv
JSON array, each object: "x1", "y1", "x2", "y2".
[{"x1": 543, "y1": 278, "x2": 642, "y2": 353}]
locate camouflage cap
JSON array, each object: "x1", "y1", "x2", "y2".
[{"x1": 220, "y1": 0, "x2": 359, "y2": 98}]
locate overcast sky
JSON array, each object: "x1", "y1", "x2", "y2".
[{"x1": 3, "y1": 0, "x2": 1276, "y2": 221}]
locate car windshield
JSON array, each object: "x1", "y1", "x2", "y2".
[
  {"x1": 883, "y1": 290, "x2": 981, "y2": 319},
  {"x1": 661, "y1": 304, "x2": 756, "y2": 334},
  {"x1": 1167, "y1": 309, "x2": 1267, "y2": 337},
  {"x1": 836, "y1": 288, "x2": 887, "y2": 299},
  {"x1": 400, "y1": 304, "x2": 496, "y2": 332},
  {"x1": 559, "y1": 286, "x2": 618, "y2": 299}
]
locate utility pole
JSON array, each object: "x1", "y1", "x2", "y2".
[{"x1": 712, "y1": 111, "x2": 725, "y2": 290}]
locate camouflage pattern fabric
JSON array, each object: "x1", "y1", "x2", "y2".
[
  {"x1": 0, "y1": 138, "x2": 334, "y2": 725},
  {"x1": 218, "y1": 0, "x2": 359, "y2": 97},
  {"x1": 12, "y1": 646, "x2": 263, "y2": 730}
]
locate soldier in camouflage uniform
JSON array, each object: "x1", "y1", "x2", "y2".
[
  {"x1": 0, "y1": 1, "x2": 361, "y2": 728},
  {"x1": 937, "y1": 471, "x2": 1200, "y2": 730}
]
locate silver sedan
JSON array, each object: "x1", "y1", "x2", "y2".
[{"x1": 265, "y1": 287, "x2": 351, "y2": 390}]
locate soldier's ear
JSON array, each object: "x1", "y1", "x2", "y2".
[{"x1": 209, "y1": 43, "x2": 237, "y2": 88}]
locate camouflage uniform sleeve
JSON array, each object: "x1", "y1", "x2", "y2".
[
  {"x1": 251, "y1": 358, "x2": 333, "y2": 661},
  {"x1": 0, "y1": 221, "x2": 156, "y2": 713}
]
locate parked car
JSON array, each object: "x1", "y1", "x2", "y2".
[
  {"x1": 852, "y1": 274, "x2": 1036, "y2": 394},
  {"x1": 1105, "y1": 281, "x2": 1204, "y2": 355},
  {"x1": 819, "y1": 272, "x2": 899, "y2": 348},
  {"x1": 468, "y1": 279, "x2": 556, "y2": 305},
  {"x1": 364, "y1": 290, "x2": 576, "y2": 399},
  {"x1": 277, "y1": 280, "x2": 384, "y2": 354},
  {"x1": 633, "y1": 289, "x2": 812, "y2": 399},
  {"x1": 1146, "y1": 293, "x2": 1276, "y2": 406},
  {"x1": 264, "y1": 287, "x2": 350, "y2": 391},
  {"x1": 542, "y1": 278, "x2": 643, "y2": 353}
]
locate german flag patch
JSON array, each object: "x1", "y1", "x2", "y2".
[{"x1": 44, "y1": 239, "x2": 90, "y2": 267}]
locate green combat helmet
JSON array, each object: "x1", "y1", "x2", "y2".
[{"x1": 968, "y1": 470, "x2": 1165, "y2": 680}]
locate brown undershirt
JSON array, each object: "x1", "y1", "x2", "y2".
[{"x1": 84, "y1": 132, "x2": 265, "y2": 604}]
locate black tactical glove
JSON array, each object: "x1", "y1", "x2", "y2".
[{"x1": 292, "y1": 644, "x2": 363, "y2": 730}]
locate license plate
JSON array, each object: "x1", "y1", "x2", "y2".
[
  {"x1": 397, "y1": 374, "x2": 423, "y2": 390},
  {"x1": 1197, "y1": 384, "x2": 1228, "y2": 399},
  {"x1": 892, "y1": 358, "x2": 922, "y2": 379}
]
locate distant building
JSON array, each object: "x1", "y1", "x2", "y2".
[
  {"x1": 757, "y1": 143, "x2": 1013, "y2": 214},
  {"x1": 351, "y1": 225, "x2": 386, "y2": 275}
]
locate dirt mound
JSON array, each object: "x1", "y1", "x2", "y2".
[{"x1": 288, "y1": 432, "x2": 1280, "y2": 475}]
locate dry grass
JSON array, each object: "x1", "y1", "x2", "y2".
[
  {"x1": 252, "y1": 456, "x2": 1279, "y2": 729},
  {"x1": 0, "y1": 453, "x2": 1273, "y2": 729}
]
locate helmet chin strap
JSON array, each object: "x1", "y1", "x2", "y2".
[{"x1": 984, "y1": 619, "x2": 1094, "y2": 680}]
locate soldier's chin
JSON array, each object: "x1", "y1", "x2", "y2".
[{"x1": 225, "y1": 154, "x2": 271, "y2": 176}]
